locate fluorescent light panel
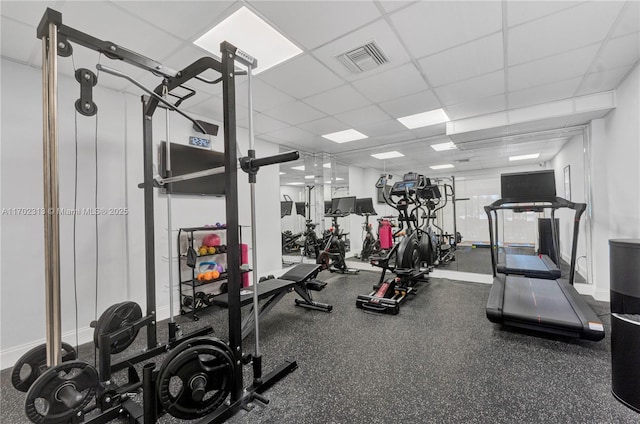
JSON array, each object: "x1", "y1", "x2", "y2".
[
  {"x1": 509, "y1": 153, "x2": 540, "y2": 161},
  {"x1": 287, "y1": 182, "x2": 304, "y2": 186},
  {"x1": 291, "y1": 165, "x2": 305, "y2": 171},
  {"x1": 371, "y1": 151, "x2": 404, "y2": 160},
  {"x1": 323, "y1": 163, "x2": 331, "y2": 168},
  {"x1": 194, "y1": 6, "x2": 302, "y2": 74},
  {"x1": 431, "y1": 141, "x2": 457, "y2": 152},
  {"x1": 322, "y1": 129, "x2": 367, "y2": 143},
  {"x1": 430, "y1": 164, "x2": 454, "y2": 170},
  {"x1": 279, "y1": 172, "x2": 286, "y2": 175},
  {"x1": 398, "y1": 108, "x2": 450, "y2": 129},
  {"x1": 304, "y1": 175, "x2": 314, "y2": 179}
]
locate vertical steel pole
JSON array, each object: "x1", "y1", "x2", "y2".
[
  {"x1": 164, "y1": 90, "x2": 175, "y2": 327},
  {"x1": 246, "y1": 65, "x2": 262, "y2": 370},
  {"x1": 43, "y1": 22, "x2": 62, "y2": 367}
]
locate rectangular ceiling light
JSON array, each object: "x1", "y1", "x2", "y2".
[
  {"x1": 431, "y1": 141, "x2": 457, "y2": 152},
  {"x1": 509, "y1": 153, "x2": 540, "y2": 161},
  {"x1": 336, "y1": 177, "x2": 344, "y2": 181},
  {"x1": 291, "y1": 165, "x2": 305, "y2": 171},
  {"x1": 323, "y1": 163, "x2": 331, "y2": 168},
  {"x1": 194, "y1": 6, "x2": 302, "y2": 74},
  {"x1": 305, "y1": 175, "x2": 314, "y2": 179},
  {"x1": 398, "y1": 108, "x2": 450, "y2": 129},
  {"x1": 430, "y1": 164, "x2": 454, "y2": 170},
  {"x1": 279, "y1": 172, "x2": 286, "y2": 175},
  {"x1": 322, "y1": 129, "x2": 367, "y2": 143},
  {"x1": 287, "y1": 182, "x2": 305, "y2": 186},
  {"x1": 371, "y1": 151, "x2": 404, "y2": 160}
]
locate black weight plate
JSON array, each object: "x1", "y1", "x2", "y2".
[
  {"x1": 93, "y1": 301, "x2": 142, "y2": 354},
  {"x1": 157, "y1": 345, "x2": 233, "y2": 420},
  {"x1": 161, "y1": 336, "x2": 235, "y2": 375},
  {"x1": 25, "y1": 360, "x2": 98, "y2": 424},
  {"x1": 11, "y1": 343, "x2": 77, "y2": 393}
]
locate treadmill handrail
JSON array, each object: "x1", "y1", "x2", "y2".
[
  {"x1": 485, "y1": 196, "x2": 585, "y2": 212},
  {"x1": 484, "y1": 196, "x2": 586, "y2": 285}
]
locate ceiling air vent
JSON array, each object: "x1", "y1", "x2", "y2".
[{"x1": 337, "y1": 41, "x2": 389, "y2": 74}]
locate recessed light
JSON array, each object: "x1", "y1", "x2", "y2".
[
  {"x1": 371, "y1": 151, "x2": 404, "y2": 160},
  {"x1": 509, "y1": 153, "x2": 540, "y2": 161},
  {"x1": 431, "y1": 141, "x2": 457, "y2": 152},
  {"x1": 305, "y1": 175, "x2": 314, "y2": 179},
  {"x1": 398, "y1": 108, "x2": 450, "y2": 129},
  {"x1": 193, "y1": 6, "x2": 302, "y2": 74},
  {"x1": 291, "y1": 165, "x2": 305, "y2": 171},
  {"x1": 323, "y1": 163, "x2": 331, "y2": 168},
  {"x1": 322, "y1": 129, "x2": 368, "y2": 143},
  {"x1": 430, "y1": 164, "x2": 454, "y2": 170},
  {"x1": 287, "y1": 182, "x2": 305, "y2": 186}
]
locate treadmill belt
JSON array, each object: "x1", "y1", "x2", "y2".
[
  {"x1": 502, "y1": 276, "x2": 582, "y2": 329},
  {"x1": 497, "y1": 254, "x2": 561, "y2": 279}
]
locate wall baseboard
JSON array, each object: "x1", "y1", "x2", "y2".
[{"x1": 1, "y1": 303, "x2": 173, "y2": 371}]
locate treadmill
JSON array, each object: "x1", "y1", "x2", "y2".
[{"x1": 484, "y1": 170, "x2": 605, "y2": 341}]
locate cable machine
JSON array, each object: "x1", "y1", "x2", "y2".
[{"x1": 17, "y1": 8, "x2": 299, "y2": 424}]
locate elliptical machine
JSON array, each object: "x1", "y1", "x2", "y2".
[{"x1": 356, "y1": 173, "x2": 435, "y2": 314}]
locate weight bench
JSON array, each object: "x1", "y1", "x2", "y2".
[{"x1": 211, "y1": 263, "x2": 332, "y2": 339}]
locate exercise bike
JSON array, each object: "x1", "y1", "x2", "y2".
[
  {"x1": 317, "y1": 197, "x2": 359, "y2": 274},
  {"x1": 355, "y1": 197, "x2": 379, "y2": 261},
  {"x1": 356, "y1": 173, "x2": 435, "y2": 314}
]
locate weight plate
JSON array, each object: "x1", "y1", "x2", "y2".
[
  {"x1": 157, "y1": 344, "x2": 233, "y2": 419},
  {"x1": 162, "y1": 336, "x2": 235, "y2": 373},
  {"x1": 25, "y1": 360, "x2": 98, "y2": 424},
  {"x1": 11, "y1": 343, "x2": 77, "y2": 392},
  {"x1": 93, "y1": 301, "x2": 142, "y2": 354}
]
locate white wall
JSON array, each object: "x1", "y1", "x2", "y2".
[
  {"x1": 550, "y1": 134, "x2": 588, "y2": 279},
  {"x1": 588, "y1": 64, "x2": 640, "y2": 301},
  {"x1": 0, "y1": 58, "x2": 283, "y2": 368}
]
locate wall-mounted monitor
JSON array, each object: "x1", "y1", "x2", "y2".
[
  {"x1": 330, "y1": 196, "x2": 356, "y2": 215},
  {"x1": 501, "y1": 170, "x2": 556, "y2": 200},
  {"x1": 159, "y1": 141, "x2": 225, "y2": 196}
]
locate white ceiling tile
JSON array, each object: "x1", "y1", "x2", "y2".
[
  {"x1": 237, "y1": 113, "x2": 290, "y2": 135},
  {"x1": 236, "y1": 78, "x2": 295, "y2": 112},
  {"x1": 0, "y1": 1, "x2": 60, "y2": 26},
  {"x1": 508, "y1": 1, "x2": 624, "y2": 65},
  {"x1": 111, "y1": 1, "x2": 236, "y2": 42},
  {"x1": 445, "y1": 94, "x2": 506, "y2": 120},
  {"x1": 351, "y1": 63, "x2": 428, "y2": 103},
  {"x1": 1, "y1": 17, "x2": 38, "y2": 63},
  {"x1": 297, "y1": 117, "x2": 350, "y2": 136},
  {"x1": 390, "y1": 1, "x2": 502, "y2": 58},
  {"x1": 334, "y1": 105, "x2": 391, "y2": 127},
  {"x1": 264, "y1": 126, "x2": 314, "y2": 143},
  {"x1": 611, "y1": 1, "x2": 640, "y2": 38},
  {"x1": 419, "y1": 33, "x2": 504, "y2": 87},
  {"x1": 435, "y1": 70, "x2": 505, "y2": 106},
  {"x1": 59, "y1": 2, "x2": 184, "y2": 67},
  {"x1": 592, "y1": 32, "x2": 640, "y2": 72},
  {"x1": 575, "y1": 64, "x2": 635, "y2": 95},
  {"x1": 508, "y1": 77, "x2": 582, "y2": 109},
  {"x1": 409, "y1": 123, "x2": 447, "y2": 138},
  {"x1": 312, "y1": 19, "x2": 412, "y2": 82},
  {"x1": 262, "y1": 100, "x2": 326, "y2": 125},
  {"x1": 356, "y1": 119, "x2": 409, "y2": 137},
  {"x1": 248, "y1": 1, "x2": 381, "y2": 50},
  {"x1": 302, "y1": 84, "x2": 371, "y2": 115},
  {"x1": 378, "y1": 1, "x2": 416, "y2": 14},
  {"x1": 378, "y1": 90, "x2": 441, "y2": 118},
  {"x1": 258, "y1": 54, "x2": 342, "y2": 99},
  {"x1": 182, "y1": 94, "x2": 224, "y2": 120},
  {"x1": 508, "y1": 44, "x2": 600, "y2": 91},
  {"x1": 506, "y1": 1, "x2": 583, "y2": 27}
]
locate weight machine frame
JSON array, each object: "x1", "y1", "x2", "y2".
[{"x1": 37, "y1": 8, "x2": 295, "y2": 423}]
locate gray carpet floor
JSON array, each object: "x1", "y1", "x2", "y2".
[{"x1": 1, "y1": 269, "x2": 636, "y2": 423}]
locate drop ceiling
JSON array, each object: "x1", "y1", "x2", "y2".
[{"x1": 1, "y1": 0, "x2": 638, "y2": 176}]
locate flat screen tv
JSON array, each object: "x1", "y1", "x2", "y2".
[
  {"x1": 501, "y1": 170, "x2": 556, "y2": 200},
  {"x1": 159, "y1": 142, "x2": 225, "y2": 196}
]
